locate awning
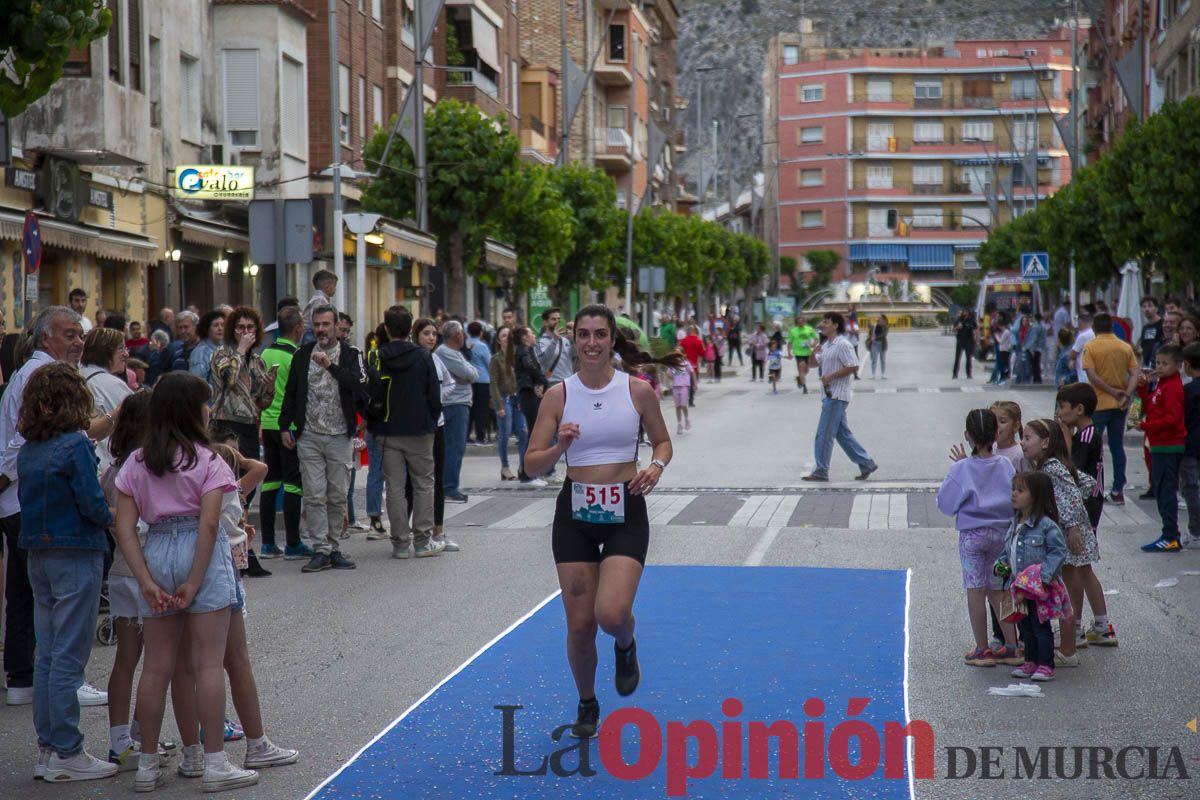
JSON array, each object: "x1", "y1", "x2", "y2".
[
  {"x1": 180, "y1": 220, "x2": 249, "y2": 252},
  {"x1": 849, "y1": 243, "x2": 908, "y2": 263},
  {"x1": 471, "y1": 8, "x2": 500, "y2": 71},
  {"x1": 380, "y1": 221, "x2": 437, "y2": 264},
  {"x1": 907, "y1": 244, "x2": 955, "y2": 270},
  {"x1": 0, "y1": 210, "x2": 158, "y2": 264},
  {"x1": 483, "y1": 238, "x2": 517, "y2": 274}
]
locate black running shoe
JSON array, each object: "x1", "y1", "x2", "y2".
[
  {"x1": 570, "y1": 698, "x2": 601, "y2": 739},
  {"x1": 301, "y1": 553, "x2": 331, "y2": 573},
  {"x1": 614, "y1": 639, "x2": 640, "y2": 697},
  {"x1": 329, "y1": 551, "x2": 357, "y2": 570}
]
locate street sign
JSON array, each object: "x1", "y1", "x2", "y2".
[
  {"x1": 22, "y1": 211, "x2": 41, "y2": 274},
  {"x1": 637, "y1": 266, "x2": 665, "y2": 294},
  {"x1": 1020, "y1": 252, "x2": 1049, "y2": 281}
]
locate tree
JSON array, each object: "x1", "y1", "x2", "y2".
[
  {"x1": 0, "y1": 1, "x2": 111, "y2": 117},
  {"x1": 362, "y1": 99, "x2": 519, "y2": 313},
  {"x1": 547, "y1": 164, "x2": 624, "y2": 302},
  {"x1": 499, "y1": 164, "x2": 575, "y2": 294}
]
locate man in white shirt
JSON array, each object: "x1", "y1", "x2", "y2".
[
  {"x1": 68, "y1": 288, "x2": 93, "y2": 332},
  {"x1": 1069, "y1": 313, "x2": 1095, "y2": 384},
  {"x1": 802, "y1": 312, "x2": 879, "y2": 482}
]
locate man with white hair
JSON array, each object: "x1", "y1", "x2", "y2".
[
  {"x1": 435, "y1": 320, "x2": 477, "y2": 503},
  {"x1": 3, "y1": 307, "x2": 115, "y2": 718},
  {"x1": 164, "y1": 310, "x2": 200, "y2": 373}
]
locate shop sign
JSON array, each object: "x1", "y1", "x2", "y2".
[
  {"x1": 88, "y1": 186, "x2": 113, "y2": 210},
  {"x1": 5, "y1": 167, "x2": 38, "y2": 192},
  {"x1": 173, "y1": 165, "x2": 255, "y2": 200}
]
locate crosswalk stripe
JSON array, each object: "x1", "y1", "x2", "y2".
[
  {"x1": 747, "y1": 495, "x2": 786, "y2": 527},
  {"x1": 443, "y1": 494, "x2": 491, "y2": 521},
  {"x1": 849, "y1": 495, "x2": 872, "y2": 529},
  {"x1": 728, "y1": 495, "x2": 769, "y2": 527},
  {"x1": 1122, "y1": 502, "x2": 1154, "y2": 526},
  {"x1": 492, "y1": 499, "x2": 558, "y2": 529},
  {"x1": 868, "y1": 494, "x2": 891, "y2": 528},
  {"x1": 767, "y1": 496, "x2": 801, "y2": 527},
  {"x1": 888, "y1": 494, "x2": 908, "y2": 529}
]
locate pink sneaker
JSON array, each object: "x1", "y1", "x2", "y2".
[
  {"x1": 1031, "y1": 665, "x2": 1055, "y2": 682},
  {"x1": 1010, "y1": 662, "x2": 1038, "y2": 679}
]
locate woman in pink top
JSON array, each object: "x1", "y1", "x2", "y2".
[{"x1": 113, "y1": 373, "x2": 257, "y2": 793}]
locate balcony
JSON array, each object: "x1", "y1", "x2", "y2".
[
  {"x1": 595, "y1": 60, "x2": 633, "y2": 86},
  {"x1": 674, "y1": 128, "x2": 687, "y2": 153},
  {"x1": 855, "y1": 132, "x2": 1058, "y2": 154},
  {"x1": 841, "y1": 179, "x2": 1054, "y2": 198},
  {"x1": 595, "y1": 127, "x2": 632, "y2": 170},
  {"x1": 849, "y1": 86, "x2": 1062, "y2": 112},
  {"x1": 445, "y1": 68, "x2": 503, "y2": 117},
  {"x1": 519, "y1": 116, "x2": 557, "y2": 164},
  {"x1": 851, "y1": 218, "x2": 991, "y2": 238}
]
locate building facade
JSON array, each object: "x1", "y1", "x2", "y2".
[{"x1": 764, "y1": 21, "x2": 1080, "y2": 297}]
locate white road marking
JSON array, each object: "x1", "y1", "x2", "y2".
[
  {"x1": 650, "y1": 494, "x2": 697, "y2": 524},
  {"x1": 747, "y1": 495, "x2": 786, "y2": 527},
  {"x1": 492, "y1": 499, "x2": 558, "y2": 529},
  {"x1": 868, "y1": 494, "x2": 891, "y2": 528},
  {"x1": 767, "y1": 495, "x2": 801, "y2": 527},
  {"x1": 849, "y1": 494, "x2": 872, "y2": 529},
  {"x1": 888, "y1": 494, "x2": 909, "y2": 529},
  {"x1": 728, "y1": 495, "x2": 770, "y2": 527},
  {"x1": 442, "y1": 494, "x2": 490, "y2": 521},
  {"x1": 744, "y1": 526, "x2": 781, "y2": 566}
]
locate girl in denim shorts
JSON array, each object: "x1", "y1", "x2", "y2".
[
  {"x1": 937, "y1": 409, "x2": 1021, "y2": 668},
  {"x1": 112, "y1": 373, "x2": 257, "y2": 793}
]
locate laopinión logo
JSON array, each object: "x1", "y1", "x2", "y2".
[
  {"x1": 495, "y1": 699, "x2": 1191, "y2": 796},
  {"x1": 495, "y1": 697, "x2": 936, "y2": 797}
]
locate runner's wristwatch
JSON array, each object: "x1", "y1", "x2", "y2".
[{"x1": 650, "y1": 459, "x2": 667, "y2": 471}]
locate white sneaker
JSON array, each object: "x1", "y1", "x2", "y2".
[
  {"x1": 134, "y1": 763, "x2": 165, "y2": 792},
  {"x1": 177, "y1": 744, "x2": 204, "y2": 777},
  {"x1": 433, "y1": 536, "x2": 460, "y2": 552},
  {"x1": 34, "y1": 746, "x2": 51, "y2": 779},
  {"x1": 243, "y1": 737, "x2": 299, "y2": 769},
  {"x1": 77, "y1": 681, "x2": 108, "y2": 707},
  {"x1": 201, "y1": 755, "x2": 258, "y2": 793},
  {"x1": 43, "y1": 750, "x2": 119, "y2": 782},
  {"x1": 348, "y1": 521, "x2": 369, "y2": 531},
  {"x1": 521, "y1": 478, "x2": 548, "y2": 488},
  {"x1": 414, "y1": 539, "x2": 446, "y2": 558},
  {"x1": 6, "y1": 685, "x2": 33, "y2": 705},
  {"x1": 677, "y1": 422, "x2": 684, "y2": 434}
]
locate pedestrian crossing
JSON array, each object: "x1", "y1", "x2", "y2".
[{"x1": 443, "y1": 491, "x2": 1159, "y2": 531}]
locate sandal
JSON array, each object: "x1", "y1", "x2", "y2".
[
  {"x1": 964, "y1": 647, "x2": 996, "y2": 667},
  {"x1": 500, "y1": 467, "x2": 516, "y2": 481},
  {"x1": 994, "y1": 644, "x2": 1024, "y2": 666}
]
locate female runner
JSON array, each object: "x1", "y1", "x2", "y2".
[{"x1": 524, "y1": 305, "x2": 682, "y2": 739}]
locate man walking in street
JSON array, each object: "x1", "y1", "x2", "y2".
[
  {"x1": 803, "y1": 312, "x2": 878, "y2": 483},
  {"x1": 258, "y1": 306, "x2": 310, "y2": 561},
  {"x1": 2, "y1": 306, "x2": 113, "y2": 708},
  {"x1": 279, "y1": 305, "x2": 366, "y2": 573},
  {"x1": 952, "y1": 308, "x2": 977, "y2": 379},
  {"x1": 435, "y1": 321, "x2": 477, "y2": 503},
  {"x1": 375, "y1": 307, "x2": 445, "y2": 558},
  {"x1": 1082, "y1": 313, "x2": 1140, "y2": 505}
]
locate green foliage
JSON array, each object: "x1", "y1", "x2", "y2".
[
  {"x1": 548, "y1": 164, "x2": 624, "y2": 292},
  {"x1": 947, "y1": 277, "x2": 979, "y2": 309},
  {"x1": 498, "y1": 164, "x2": 575, "y2": 293},
  {"x1": 362, "y1": 99, "x2": 519, "y2": 311},
  {"x1": 0, "y1": 0, "x2": 112, "y2": 117}
]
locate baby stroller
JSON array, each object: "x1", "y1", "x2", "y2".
[{"x1": 96, "y1": 577, "x2": 116, "y2": 646}]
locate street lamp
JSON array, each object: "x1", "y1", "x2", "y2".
[
  {"x1": 343, "y1": 212, "x2": 382, "y2": 349},
  {"x1": 213, "y1": 258, "x2": 229, "y2": 275}
]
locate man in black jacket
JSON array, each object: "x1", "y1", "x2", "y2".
[
  {"x1": 279, "y1": 305, "x2": 367, "y2": 573},
  {"x1": 373, "y1": 306, "x2": 445, "y2": 558}
]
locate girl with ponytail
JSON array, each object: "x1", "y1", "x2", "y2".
[{"x1": 937, "y1": 408, "x2": 1022, "y2": 668}]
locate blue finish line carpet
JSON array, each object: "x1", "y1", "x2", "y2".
[{"x1": 306, "y1": 566, "x2": 913, "y2": 800}]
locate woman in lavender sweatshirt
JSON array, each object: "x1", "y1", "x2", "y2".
[{"x1": 938, "y1": 409, "x2": 1019, "y2": 668}]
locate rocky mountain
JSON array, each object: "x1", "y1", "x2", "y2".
[{"x1": 676, "y1": 0, "x2": 1074, "y2": 203}]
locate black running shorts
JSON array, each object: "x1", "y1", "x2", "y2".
[{"x1": 552, "y1": 479, "x2": 649, "y2": 565}]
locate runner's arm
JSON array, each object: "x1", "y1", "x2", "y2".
[
  {"x1": 628, "y1": 378, "x2": 672, "y2": 496},
  {"x1": 523, "y1": 383, "x2": 567, "y2": 477}
]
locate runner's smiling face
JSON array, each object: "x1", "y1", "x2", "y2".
[{"x1": 574, "y1": 315, "x2": 612, "y2": 367}]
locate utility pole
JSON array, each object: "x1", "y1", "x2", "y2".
[
  {"x1": 329, "y1": 0, "x2": 345, "y2": 311},
  {"x1": 414, "y1": 0, "x2": 428, "y2": 230},
  {"x1": 1069, "y1": 0, "x2": 1079, "y2": 320},
  {"x1": 560, "y1": 0, "x2": 569, "y2": 164},
  {"x1": 623, "y1": 32, "x2": 638, "y2": 318}
]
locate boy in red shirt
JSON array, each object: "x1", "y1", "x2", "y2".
[
  {"x1": 679, "y1": 325, "x2": 705, "y2": 407},
  {"x1": 1137, "y1": 344, "x2": 1188, "y2": 552}
]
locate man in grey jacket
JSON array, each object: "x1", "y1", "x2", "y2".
[
  {"x1": 536, "y1": 307, "x2": 574, "y2": 387},
  {"x1": 435, "y1": 320, "x2": 477, "y2": 502}
]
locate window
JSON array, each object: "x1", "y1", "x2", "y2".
[
  {"x1": 866, "y1": 78, "x2": 892, "y2": 101},
  {"x1": 800, "y1": 84, "x2": 824, "y2": 102},
  {"x1": 107, "y1": 0, "x2": 122, "y2": 83},
  {"x1": 868, "y1": 207, "x2": 893, "y2": 235},
  {"x1": 358, "y1": 76, "x2": 366, "y2": 140},
  {"x1": 223, "y1": 49, "x2": 260, "y2": 148},
  {"x1": 400, "y1": 2, "x2": 415, "y2": 47},
  {"x1": 960, "y1": 166, "x2": 988, "y2": 192},
  {"x1": 338, "y1": 64, "x2": 350, "y2": 145},
  {"x1": 607, "y1": 106, "x2": 627, "y2": 129},
  {"x1": 609, "y1": 24, "x2": 626, "y2": 62},
  {"x1": 373, "y1": 84, "x2": 383, "y2": 131},
  {"x1": 783, "y1": 45, "x2": 799, "y2": 65},
  {"x1": 912, "y1": 120, "x2": 944, "y2": 143},
  {"x1": 866, "y1": 122, "x2": 894, "y2": 150},
  {"x1": 282, "y1": 56, "x2": 305, "y2": 155},
  {"x1": 961, "y1": 119, "x2": 994, "y2": 142},
  {"x1": 1010, "y1": 119, "x2": 1037, "y2": 150},
  {"x1": 799, "y1": 168, "x2": 824, "y2": 187},
  {"x1": 962, "y1": 206, "x2": 992, "y2": 227},
  {"x1": 866, "y1": 164, "x2": 894, "y2": 189},
  {"x1": 1011, "y1": 76, "x2": 1036, "y2": 100},
  {"x1": 148, "y1": 37, "x2": 160, "y2": 126},
  {"x1": 799, "y1": 126, "x2": 823, "y2": 144},
  {"x1": 128, "y1": 0, "x2": 142, "y2": 91},
  {"x1": 511, "y1": 59, "x2": 519, "y2": 114},
  {"x1": 914, "y1": 80, "x2": 943, "y2": 99},
  {"x1": 911, "y1": 164, "x2": 944, "y2": 185},
  {"x1": 799, "y1": 210, "x2": 824, "y2": 228},
  {"x1": 64, "y1": 44, "x2": 92, "y2": 77},
  {"x1": 963, "y1": 252, "x2": 980, "y2": 271},
  {"x1": 911, "y1": 206, "x2": 943, "y2": 227},
  {"x1": 371, "y1": 0, "x2": 381, "y2": 21},
  {"x1": 180, "y1": 54, "x2": 201, "y2": 142}
]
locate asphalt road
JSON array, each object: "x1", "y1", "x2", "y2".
[{"x1": 1, "y1": 329, "x2": 1197, "y2": 799}]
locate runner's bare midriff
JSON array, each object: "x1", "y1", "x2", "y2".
[{"x1": 567, "y1": 461, "x2": 638, "y2": 486}]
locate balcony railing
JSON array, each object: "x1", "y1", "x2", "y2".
[
  {"x1": 847, "y1": 179, "x2": 1047, "y2": 194},
  {"x1": 445, "y1": 68, "x2": 499, "y2": 100},
  {"x1": 855, "y1": 133, "x2": 1057, "y2": 152},
  {"x1": 607, "y1": 127, "x2": 632, "y2": 152},
  {"x1": 850, "y1": 217, "x2": 991, "y2": 237},
  {"x1": 849, "y1": 87, "x2": 1059, "y2": 110}
]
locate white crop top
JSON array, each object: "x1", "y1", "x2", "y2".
[{"x1": 561, "y1": 370, "x2": 640, "y2": 467}]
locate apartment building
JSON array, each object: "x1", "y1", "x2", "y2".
[
  {"x1": 1154, "y1": 1, "x2": 1200, "y2": 104},
  {"x1": 763, "y1": 21, "x2": 1079, "y2": 296},
  {"x1": 517, "y1": 0, "x2": 681, "y2": 212}
]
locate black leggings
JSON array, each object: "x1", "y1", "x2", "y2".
[
  {"x1": 751, "y1": 356, "x2": 764, "y2": 380},
  {"x1": 727, "y1": 337, "x2": 743, "y2": 365},
  {"x1": 519, "y1": 388, "x2": 541, "y2": 433},
  {"x1": 405, "y1": 426, "x2": 445, "y2": 526}
]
